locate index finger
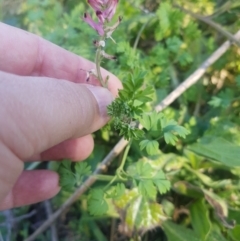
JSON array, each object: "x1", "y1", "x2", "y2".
[{"x1": 0, "y1": 22, "x2": 122, "y2": 96}]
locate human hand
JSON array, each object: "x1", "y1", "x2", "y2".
[{"x1": 0, "y1": 23, "x2": 122, "y2": 210}]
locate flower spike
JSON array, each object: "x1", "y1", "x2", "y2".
[
  {"x1": 87, "y1": 0, "x2": 104, "y2": 11},
  {"x1": 103, "y1": 0, "x2": 119, "y2": 21},
  {"x1": 83, "y1": 13, "x2": 104, "y2": 36}
]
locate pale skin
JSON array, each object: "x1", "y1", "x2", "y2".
[{"x1": 0, "y1": 22, "x2": 122, "y2": 210}]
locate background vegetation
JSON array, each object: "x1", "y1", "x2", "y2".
[{"x1": 1, "y1": 0, "x2": 240, "y2": 241}]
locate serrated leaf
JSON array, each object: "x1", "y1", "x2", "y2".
[
  {"x1": 208, "y1": 96, "x2": 222, "y2": 107},
  {"x1": 164, "y1": 132, "x2": 179, "y2": 145},
  {"x1": 139, "y1": 139, "x2": 159, "y2": 156},
  {"x1": 136, "y1": 95, "x2": 153, "y2": 102},
  {"x1": 107, "y1": 183, "x2": 126, "y2": 200},
  {"x1": 61, "y1": 160, "x2": 71, "y2": 169},
  {"x1": 139, "y1": 114, "x2": 151, "y2": 130},
  {"x1": 153, "y1": 179, "x2": 171, "y2": 194},
  {"x1": 59, "y1": 173, "x2": 76, "y2": 190},
  {"x1": 58, "y1": 160, "x2": 73, "y2": 176},
  {"x1": 152, "y1": 170, "x2": 171, "y2": 194},
  {"x1": 155, "y1": 2, "x2": 171, "y2": 40},
  {"x1": 139, "y1": 111, "x2": 160, "y2": 132},
  {"x1": 75, "y1": 162, "x2": 91, "y2": 182},
  {"x1": 88, "y1": 189, "x2": 108, "y2": 216},
  {"x1": 58, "y1": 160, "x2": 76, "y2": 190},
  {"x1": 139, "y1": 180, "x2": 157, "y2": 199},
  {"x1": 166, "y1": 36, "x2": 182, "y2": 53},
  {"x1": 161, "y1": 118, "x2": 189, "y2": 145},
  {"x1": 127, "y1": 160, "x2": 171, "y2": 197},
  {"x1": 75, "y1": 162, "x2": 91, "y2": 174}
]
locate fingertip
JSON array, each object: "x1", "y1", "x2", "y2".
[
  {"x1": 0, "y1": 170, "x2": 60, "y2": 210},
  {"x1": 40, "y1": 135, "x2": 94, "y2": 161}
]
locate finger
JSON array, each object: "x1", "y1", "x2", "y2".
[
  {"x1": 0, "y1": 71, "x2": 112, "y2": 161},
  {"x1": 30, "y1": 135, "x2": 94, "y2": 161},
  {"x1": 0, "y1": 170, "x2": 60, "y2": 210},
  {"x1": 0, "y1": 22, "x2": 122, "y2": 96}
]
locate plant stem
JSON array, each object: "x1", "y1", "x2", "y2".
[
  {"x1": 95, "y1": 45, "x2": 107, "y2": 88},
  {"x1": 94, "y1": 174, "x2": 118, "y2": 182},
  {"x1": 118, "y1": 139, "x2": 132, "y2": 172}
]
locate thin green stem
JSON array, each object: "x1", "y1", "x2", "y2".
[
  {"x1": 93, "y1": 174, "x2": 118, "y2": 182},
  {"x1": 103, "y1": 175, "x2": 118, "y2": 191},
  {"x1": 118, "y1": 139, "x2": 132, "y2": 172},
  {"x1": 95, "y1": 45, "x2": 107, "y2": 88}
]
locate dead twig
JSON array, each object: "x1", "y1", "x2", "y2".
[
  {"x1": 44, "y1": 201, "x2": 58, "y2": 241},
  {"x1": 2, "y1": 210, "x2": 13, "y2": 241},
  {"x1": 156, "y1": 30, "x2": 240, "y2": 112},
  {"x1": 0, "y1": 210, "x2": 36, "y2": 227},
  {"x1": 173, "y1": 3, "x2": 240, "y2": 47},
  {"x1": 25, "y1": 29, "x2": 240, "y2": 241}
]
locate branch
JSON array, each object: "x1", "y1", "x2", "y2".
[
  {"x1": 173, "y1": 3, "x2": 240, "y2": 47},
  {"x1": 2, "y1": 210, "x2": 13, "y2": 241},
  {"x1": 156, "y1": 29, "x2": 240, "y2": 112},
  {"x1": 44, "y1": 201, "x2": 58, "y2": 241},
  {"x1": 25, "y1": 29, "x2": 240, "y2": 241}
]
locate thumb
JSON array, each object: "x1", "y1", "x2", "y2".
[{"x1": 0, "y1": 71, "x2": 114, "y2": 160}]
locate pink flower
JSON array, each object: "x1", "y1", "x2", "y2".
[
  {"x1": 103, "y1": 0, "x2": 118, "y2": 21},
  {"x1": 87, "y1": 0, "x2": 104, "y2": 11},
  {"x1": 84, "y1": 0, "x2": 119, "y2": 36},
  {"x1": 83, "y1": 13, "x2": 104, "y2": 36},
  {"x1": 96, "y1": 10, "x2": 105, "y2": 23},
  {"x1": 88, "y1": 0, "x2": 119, "y2": 22}
]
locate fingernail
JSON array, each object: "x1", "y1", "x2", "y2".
[{"x1": 86, "y1": 85, "x2": 114, "y2": 117}]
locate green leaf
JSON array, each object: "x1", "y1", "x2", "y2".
[
  {"x1": 127, "y1": 160, "x2": 171, "y2": 197},
  {"x1": 209, "y1": 89, "x2": 234, "y2": 108},
  {"x1": 166, "y1": 36, "x2": 182, "y2": 53},
  {"x1": 173, "y1": 181, "x2": 204, "y2": 199},
  {"x1": 59, "y1": 173, "x2": 76, "y2": 190},
  {"x1": 153, "y1": 170, "x2": 171, "y2": 194},
  {"x1": 107, "y1": 183, "x2": 126, "y2": 200},
  {"x1": 236, "y1": 75, "x2": 240, "y2": 87},
  {"x1": 88, "y1": 189, "x2": 108, "y2": 216},
  {"x1": 190, "y1": 199, "x2": 211, "y2": 240},
  {"x1": 188, "y1": 137, "x2": 240, "y2": 167},
  {"x1": 58, "y1": 160, "x2": 76, "y2": 190},
  {"x1": 139, "y1": 114, "x2": 151, "y2": 130},
  {"x1": 75, "y1": 162, "x2": 92, "y2": 183},
  {"x1": 139, "y1": 139, "x2": 159, "y2": 156},
  {"x1": 208, "y1": 96, "x2": 222, "y2": 107},
  {"x1": 204, "y1": 190, "x2": 235, "y2": 229},
  {"x1": 206, "y1": 230, "x2": 228, "y2": 241},
  {"x1": 162, "y1": 221, "x2": 201, "y2": 241},
  {"x1": 161, "y1": 118, "x2": 189, "y2": 145},
  {"x1": 155, "y1": 2, "x2": 171, "y2": 40},
  {"x1": 229, "y1": 225, "x2": 240, "y2": 241},
  {"x1": 139, "y1": 180, "x2": 157, "y2": 200},
  {"x1": 114, "y1": 189, "x2": 167, "y2": 234},
  {"x1": 139, "y1": 111, "x2": 160, "y2": 131}
]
